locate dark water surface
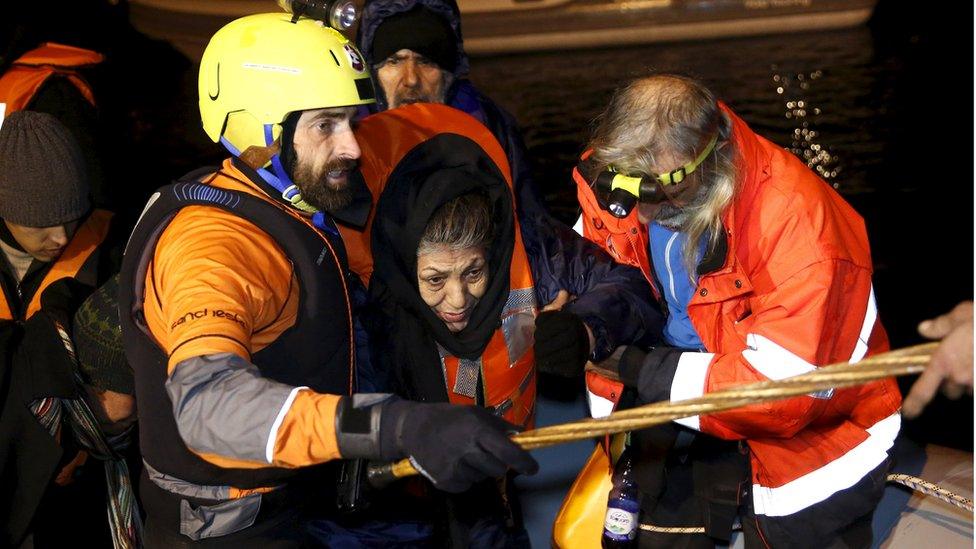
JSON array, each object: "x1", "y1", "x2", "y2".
[{"x1": 465, "y1": 1, "x2": 974, "y2": 446}]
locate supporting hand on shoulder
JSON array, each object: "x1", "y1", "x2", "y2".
[{"x1": 534, "y1": 309, "x2": 592, "y2": 378}]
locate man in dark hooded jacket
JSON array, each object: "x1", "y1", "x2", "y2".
[{"x1": 356, "y1": 0, "x2": 544, "y2": 227}]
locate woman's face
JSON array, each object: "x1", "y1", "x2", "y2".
[{"x1": 416, "y1": 245, "x2": 489, "y2": 332}]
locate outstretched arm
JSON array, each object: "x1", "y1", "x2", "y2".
[{"x1": 902, "y1": 301, "x2": 974, "y2": 418}]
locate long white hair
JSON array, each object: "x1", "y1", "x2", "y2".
[{"x1": 587, "y1": 74, "x2": 738, "y2": 272}]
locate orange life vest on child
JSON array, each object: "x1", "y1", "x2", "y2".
[{"x1": 0, "y1": 210, "x2": 113, "y2": 321}]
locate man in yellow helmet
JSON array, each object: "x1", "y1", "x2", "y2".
[{"x1": 118, "y1": 13, "x2": 536, "y2": 547}]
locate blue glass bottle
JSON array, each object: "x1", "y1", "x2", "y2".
[{"x1": 602, "y1": 445, "x2": 639, "y2": 547}]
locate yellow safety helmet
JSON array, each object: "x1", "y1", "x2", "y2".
[{"x1": 199, "y1": 12, "x2": 375, "y2": 155}]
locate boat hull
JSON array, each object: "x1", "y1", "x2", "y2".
[{"x1": 128, "y1": 0, "x2": 878, "y2": 60}]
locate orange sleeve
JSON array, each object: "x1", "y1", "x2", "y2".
[
  {"x1": 270, "y1": 392, "x2": 344, "y2": 466},
  {"x1": 142, "y1": 206, "x2": 346, "y2": 470},
  {"x1": 142, "y1": 205, "x2": 299, "y2": 372},
  {"x1": 185, "y1": 390, "x2": 344, "y2": 470}
]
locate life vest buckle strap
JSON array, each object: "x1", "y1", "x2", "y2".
[
  {"x1": 489, "y1": 367, "x2": 535, "y2": 426},
  {"x1": 144, "y1": 460, "x2": 281, "y2": 501}
]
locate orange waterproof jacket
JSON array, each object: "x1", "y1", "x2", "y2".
[
  {"x1": 573, "y1": 105, "x2": 901, "y2": 518},
  {"x1": 345, "y1": 104, "x2": 538, "y2": 428},
  {"x1": 0, "y1": 43, "x2": 103, "y2": 114}
]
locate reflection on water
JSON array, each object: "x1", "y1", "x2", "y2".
[
  {"x1": 775, "y1": 69, "x2": 842, "y2": 185},
  {"x1": 468, "y1": 22, "x2": 885, "y2": 218}
]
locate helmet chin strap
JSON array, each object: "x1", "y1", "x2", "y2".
[
  {"x1": 253, "y1": 123, "x2": 319, "y2": 215},
  {"x1": 220, "y1": 126, "x2": 335, "y2": 233},
  {"x1": 262, "y1": 124, "x2": 337, "y2": 233}
]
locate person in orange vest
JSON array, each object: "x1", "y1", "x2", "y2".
[
  {"x1": 0, "y1": 111, "x2": 118, "y2": 321},
  {"x1": 117, "y1": 14, "x2": 538, "y2": 547},
  {"x1": 356, "y1": 0, "x2": 546, "y2": 226},
  {"x1": 0, "y1": 110, "x2": 124, "y2": 548},
  {"x1": 560, "y1": 74, "x2": 901, "y2": 547},
  {"x1": 0, "y1": 42, "x2": 109, "y2": 210}
]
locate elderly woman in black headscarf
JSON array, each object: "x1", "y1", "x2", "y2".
[
  {"x1": 369, "y1": 134, "x2": 527, "y2": 421},
  {"x1": 311, "y1": 103, "x2": 659, "y2": 547}
]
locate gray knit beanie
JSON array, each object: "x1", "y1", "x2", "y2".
[{"x1": 0, "y1": 110, "x2": 90, "y2": 227}]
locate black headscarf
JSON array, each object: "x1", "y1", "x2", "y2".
[{"x1": 369, "y1": 133, "x2": 514, "y2": 402}]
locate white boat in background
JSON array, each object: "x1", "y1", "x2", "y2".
[
  {"x1": 127, "y1": 0, "x2": 878, "y2": 60},
  {"x1": 454, "y1": 0, "x2": 879, "y2": 54}
]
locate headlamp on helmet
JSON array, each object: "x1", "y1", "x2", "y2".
[
  {"x1": 198, "y1": 13, "x2": 375, "y2": 157},
  {"x1": 592, "y1": 133, "x2": 720, "y2": 219},
  {"x1": 277, "y1": 0, "x2": 358, "y2": 30}
]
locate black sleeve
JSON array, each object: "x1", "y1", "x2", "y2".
[
  {"x1": 528, "y1": 214, "x2": 664, "y2": 361},
  {"x1": 612, "y1": 344, "x2": 687, "y2": 404}
]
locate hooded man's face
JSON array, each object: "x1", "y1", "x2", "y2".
[
  {"x1": 290, "y1": 106, "x2": 361, "y2": 213},
  {"x1": 376, "y1": 49, "x2": 453, "y2": 109}
]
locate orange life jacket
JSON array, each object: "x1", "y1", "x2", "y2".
[
  {"x1": 0, "y1": 209, "x2": 113, "y2": 321},
  {"x1": 349, "y1": 103, "x2": 538, "y2": 428},
  {"x1": 0, "y1": 42, "x2": 103, "y2": 115}
]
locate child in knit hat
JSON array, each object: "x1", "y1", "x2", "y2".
[
  {"x1": 0, "y1": 110, "x2": 126, "y2": 548},
  {"x1": 0, "y1": 110, "x2": 119, "y2": 321},
  {"x1": 0, "y1": 110, "x2": 91, "y2": 265}
]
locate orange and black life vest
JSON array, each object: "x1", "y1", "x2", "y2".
[
  {"x1": 118, "y1": 162, "x2": 354, "y2": 490},
  {"x1": 0, "y1": 209, "x2": 113, "y2": 322},
  {"x1": 0, "y1": 42, "x2": 103, "y2": 116},
  {"x1": 348, "y1": 103, "x2": 539, "y2": 429}
]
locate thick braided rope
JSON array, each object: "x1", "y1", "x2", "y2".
[
  {"x1": 886, "y1": 473, "x2": 974, "y2": 512},
  {"x1": 512, "y1": 343, "x2": 935, "y2": 449},
  {"x1": 379, "y1": 344, "x2": 927, "y2": 472},
  {"x1": 378, "y1": 342, "x2": 974, "y2": 512}
]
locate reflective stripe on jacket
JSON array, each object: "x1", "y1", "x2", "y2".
[{"x1": 572, "y1": 104, "x2": 902, "y2": 521}]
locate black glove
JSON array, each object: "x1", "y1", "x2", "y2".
[
  {"x1": 616, "y1": 345, "x2": 649, "y2": 387},
  {"x1": 335, "y1": 396, "x2": 538, "y2": 493},
  {"x1": 534, "y1": 310, "x2": 591, "y2": 378},
  {"x1": 613, "y1": 345, "x2": 684, "y2": 403},
  {"x1": 39, "y1": 277, "x2": 94, "y2": 328}
]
